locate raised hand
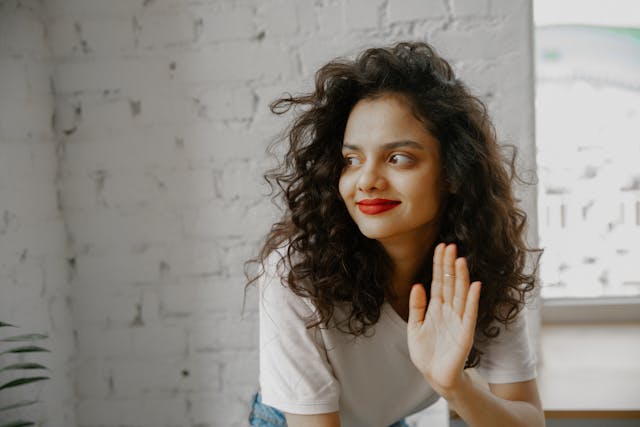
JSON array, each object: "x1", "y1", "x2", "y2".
[{"x1": 407, "y1": 243, "x2": 482, "y2": 397}]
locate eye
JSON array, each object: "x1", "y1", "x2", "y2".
[
  {"x1": 343, "y1": 155, "x2": 362, "y2": 166},
  {"x1": 389, "y1": 153, "x2": 414, "y2": 165}
]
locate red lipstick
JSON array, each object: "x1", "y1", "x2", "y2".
[{"x1": 356, "y1": 198, "x2": 401, "y2": 215}]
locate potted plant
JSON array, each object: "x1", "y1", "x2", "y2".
[{"x1": 0, "y1": 322, "x2": 50, "y2": 427}]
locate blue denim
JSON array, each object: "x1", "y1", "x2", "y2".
[{"x1": 249, "y1": 392, "x2": 409, "y2": 427}]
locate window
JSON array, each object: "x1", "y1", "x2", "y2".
[{"x1": 534, "y1": 2, "x2": 640, "y2": 321}]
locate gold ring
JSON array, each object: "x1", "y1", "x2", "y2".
[{"x1": 444, "y1": 273, "x2": 455, "y2": 278}]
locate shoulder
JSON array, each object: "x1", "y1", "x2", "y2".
[
  {"x1": 259, "y1": 248, "x2": 317, "y2": 323},
  {"x1": 475, "y1": 307, "x2": 537, "y2": 384}
]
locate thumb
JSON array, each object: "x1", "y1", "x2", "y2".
[{"x1": 408, "y1": 284, "x2": 427, "y2": 330}]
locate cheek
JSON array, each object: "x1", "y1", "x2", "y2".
[
  {"x1": 408, "y1": 172, "x2": 443, "y2": 207},
  {"x1": 338, "y1": 174, "x2": 351, "y2": 202}
]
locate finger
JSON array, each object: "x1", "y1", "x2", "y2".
[
  {"x1": 462, "y1": 281, "x2": 482, "y2": 334},
  {"x1": 431, "y1": 243, "x2": 445, "y2": 301},
  {"x1": 453, "y1": 257, "x2": 470, "y2": 316},
  {"x1": 408, "y1": 283, "x2": 428, "y2": 330},
  {"x1": 442, "y1": 243, "x2": 457, "y2": 305}
]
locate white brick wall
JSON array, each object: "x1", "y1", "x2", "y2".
[
  {"x1": 0, "y1": 1, "x2": 76, "y2": 426},
  {"x1": 0, "y1": 0, "x2": 536, "y2": 425}
]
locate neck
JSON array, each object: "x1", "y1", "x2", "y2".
[{"x1": 379, "y1": 228, "x2": 437, "y2": 301}]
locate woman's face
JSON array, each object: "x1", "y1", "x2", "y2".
[{"x1": 338, "y1": 93, "x2": 445, "y2": 246}]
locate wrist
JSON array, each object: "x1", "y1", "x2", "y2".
[{"x1": 437, "y1": 370, "x2": 474, "y2": 407}]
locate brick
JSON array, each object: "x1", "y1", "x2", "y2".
[
  {"x1": 25, "y1": 58, "x2": 53, "y2": 98},
  {"x1": 0, "y1": 218, "x2": 66, "y2": 261},
  {"x1": 75, "y1": 359, "x2": 112, "y2": 398},
  {"x1": 189, "y1": 391, "x2": 253, "y2": 426},
  {"x1": 60, "y1": 173, "x2": 105, "y2": 212},
  {"x1": 0, "y1": 99, "x2": 54, "y2": 142},
  {"x1": 181, "y1": 198, "x2": 276, "y2": 240},
  {"x1": 76, "y1": 396, "x2": 187, "y2": 426},
  {"x1": 387, "y1": 0, "x2": 448, "y2": 23},
  {"x1": 164, "y1": 239, "x2": 224, "y2": 278},
  {"x1": 316, "y1": 0, "x2": 344, "y2": 36},
  {"x1": 45, "y1": 0, "x2": 145, "y2": 20},
  {"x1": 451, "y1": 0, "x2": 490, "y2": 17},
  {"x1": 61, "y1": 128, "x2": 183, "y2": 175},
  {"x1": 200, "y1": 3, "x2": 258, "y2": 41},
  {"x1": 0, "y1": 294, "x2": 51, "y2": 334},
  {"x1": 190, "y1": 85, "x2": 255, "y2": 121},
  {"x1": 0, "y1": 59, "x2": 29, "y2": 100},
  {"x1": 68, "y1": 208, "x2": 156, "y2": 253},
  {"x1": 0, "y1": 6, "x2": 47, "y2": 53},
  {"x1": 0, "y1": 141, "x2": 57, "y2": 185},
  {"x1": 345, "y1": 0, "x2": 383, "y2": 30},
  {"x1": 158, "y1": 280, "x2": 203, "y2": 317},
  {"x1": 430, "y1": 24, "x2": 522, "y2": 61},
  {"x1": 146, "y1": 168, "x2": 215, "y2": 210},
  {"x1": 180, "y1": 353, "x2": 223, "y2": 392},
  {"x1": 219, "y1": 240, "x2": 263, "y2": 279},
  {"x1": 99, "y1": 170, "x2": 167, "y2": 211},
  {"x1": 172, "y1": 42, "x2": 295, "y2": 83},
  {"x1": 74, "y1": 284, "x2": 160, "y2": 328},
  {"x1": 48, "y1": 18, "x2": 78, "y2": 57},
  {"x1": 258, "y1": 0, "x2": 299, "y2": 37},
  {"x1": 220, "y1": 349, "x2": 259, "y2": 389},
  {"x1": 159, "y1": 274, "x2": 251, "y2": 317},
  {"x1": 49, "y1": 18, "x2": 135, "y2": 58},
  {"x1": 130, "y1": 325, "x2": 188, "y2": 357},
  {"x1": 182, "y1": 125, "x2": 271, "y2": 167},
  {"x1": 216, "y1": 158, "x2": 271, "y2": 201},
  {"x1": 55, "y1": 90, "x2": 193, "y2": 138},
  {"x1": 75, "y1": 247, "x2": 164, "y2": 286},
  {"x1": 295, "y1": 0, "x2": 319, "y2": 35},
  {"x1": 298, "y1": 38, "x2": 350, "y2": 76},
  {"x1": 137, "y1": 12, "x2": 195, "y2": 49},
  {"x1": 111, "y1": 358, "x2": 189, "y2": 396},
  {"x1": 190, "y1": 312, "x2": 257, "y2": 352},
  {"x1": 135, "y1": 89, "x2": 193, "y2": 127},
  {"x1": 489, "y1": 0, "x2": 530, "y2": 17},
  {"x1": 251, "y1": 81, "x2": 308, "y2": 125},
  {"x1": 1, "y1": 170, "x2": 59, "y2": 220},
  {"x1": 76, "y1": 327, "x2": 133, "y2": 359},
  {"x1": 75, "y1": 92, "x2": 141, "y2": 132},
  {"x1": 53, "y1": 56, "x2": 167, "y2": 94},
  {"x1": 40, "y1": 362, "x2": 77, "y2": 425}
]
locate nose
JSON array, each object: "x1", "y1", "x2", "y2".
[{"x1": 356, "y1": 162, "x2": 386, "y2": 192}]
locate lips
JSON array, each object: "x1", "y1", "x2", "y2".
[{"x1": 356, "y1": 198, "x2": 401, "y2": 215}]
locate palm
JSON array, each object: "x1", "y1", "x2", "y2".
[{"x1": 407, "y1": 243, "x2": 481, "y2": 396}]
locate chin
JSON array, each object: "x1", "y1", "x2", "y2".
[{"x1": 355, "y1": 225, "x2": 396, "y2": 241}]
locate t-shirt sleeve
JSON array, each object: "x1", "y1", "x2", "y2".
[
  {"x1": 475, "y1": 307, "x2": 538, "y2": 384},
  {"x1": 258, "y1": 255, "x2": 340, "y2": 414}
]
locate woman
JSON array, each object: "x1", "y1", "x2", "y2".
[{"x1": 248, "y1": 41, "x2": 544, "y2": 427}]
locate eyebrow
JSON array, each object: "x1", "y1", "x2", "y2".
[{"x1": 342, "y1": 140, "x2": 426, "y2": 151}]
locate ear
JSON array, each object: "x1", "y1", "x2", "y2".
[{"x1": 441, "y1": 173, "x2": 457, "y2": 195}]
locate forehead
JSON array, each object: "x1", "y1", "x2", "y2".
[{"x1": 343, "y1": 93, "x2": 438, "y2": 149}]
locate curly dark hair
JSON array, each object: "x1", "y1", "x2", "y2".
[{"x1": 247, "y1": 41, "x2": 541, "y2": 368}]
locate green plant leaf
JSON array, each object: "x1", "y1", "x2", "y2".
[
  {"x1": 0, "y1": 363, "x2": 48, "y2": 373},
  {"x1": 0, "y1": 376, "x2": 50, "y2": 391},
  {"x1": 0, "y1": 421, "x2": 36, "y2": 427},
  {"x1": 0, "y1": 399, "x2": 39, "y2": 412},
  {"x1": 0, "y1": 322, "x2": 17, "y2": 328},
  {"x1": 0, "y1": 345, "x2": 50, "y2": 356},
  {"x1": 0, "y1": 334, "x2": 48, "y2": 342}
]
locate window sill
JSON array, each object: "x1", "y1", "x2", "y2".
[
  {"x1": 538, "y1": 322, "x2": 640, "y2": 418},
  {"x1": 541, "y1": 297, "x2": 640, "y2": 324}
]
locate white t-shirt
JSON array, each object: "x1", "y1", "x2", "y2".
[{"x1": 259, "y1": 255, "x2": 537, "y2": 427}]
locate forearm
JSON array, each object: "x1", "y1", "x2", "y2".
[
  {"x1": 284, "y1": 411, "x2": 341, "y2": 427},
  {"x1": 444, "y1": 372, "x2": 545, "y2": 427}
]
